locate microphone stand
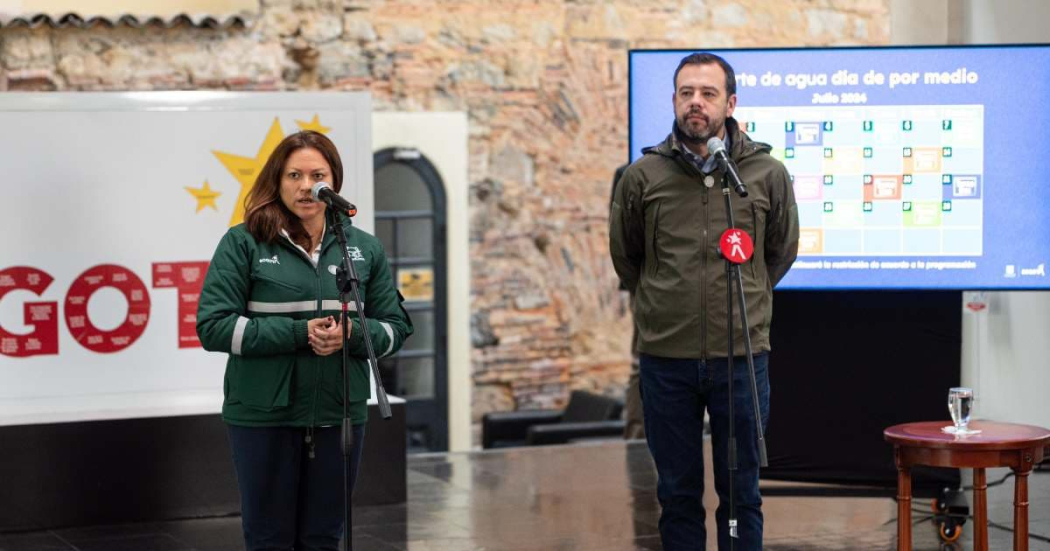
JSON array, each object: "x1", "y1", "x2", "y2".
[
  {"x1": 715, "y1": 155, "x2": 768, "y2": 548},
  {"x1": 325, "y1": 206, "x2": 393, "y2": 551}
]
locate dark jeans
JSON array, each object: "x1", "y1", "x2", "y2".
[
  {"x1": 640, "y1": 352, "x2": 770, "y2": 551},
  {"x1": 227, "y1": 423, "x2": 366, "y2": 551}
]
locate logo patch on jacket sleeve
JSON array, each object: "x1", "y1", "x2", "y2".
[{"x1": 346, "y1": 247, "x2": 366, "y2": 262}]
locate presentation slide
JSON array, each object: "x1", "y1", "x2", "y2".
[{"x1": 629, "y1": 45, "x2": 1050, "y2": 290}]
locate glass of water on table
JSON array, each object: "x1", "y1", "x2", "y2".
[{"x1": 943, "y1": 387, "x2": 981, "y2": 435}]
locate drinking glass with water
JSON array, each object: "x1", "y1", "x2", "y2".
[{"x1": 943, "y1": 387, "x2": 981, "y2": 435}]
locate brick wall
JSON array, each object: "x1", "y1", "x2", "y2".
[{"x1": 0, "y1": 0, "x2": 890, "y2": 432}]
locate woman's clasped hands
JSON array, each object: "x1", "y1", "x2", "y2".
[{"x1": 308, "y1": 316, "x2": 350, "y2": 356}]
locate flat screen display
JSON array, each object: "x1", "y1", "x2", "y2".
[{"x1": 629, "y1": 45, "x2": 1050, "y2": 290}]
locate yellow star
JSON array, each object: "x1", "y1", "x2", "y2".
[
  {"x1": 213, "y1": 117, "x2": 285, "y2": 227},
  {"x1": 296, "y1": 114, "x2": 331, "y2": 134},
  {"x1": 185, "y1": 180, "x2": 222, "y2": 213}
]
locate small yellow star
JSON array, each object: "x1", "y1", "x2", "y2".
[
  {"x1": 296, "y1": 114, "x2": 331, "y2": 134},
  {"x1": 185, "y1": 180, "x2": 222, "y2": 213}
]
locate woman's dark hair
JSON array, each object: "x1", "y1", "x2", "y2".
[{"x1": 244, "y1": 130, "x2": 343, "y2": 249}]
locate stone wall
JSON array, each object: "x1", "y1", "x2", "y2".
[{"x1": 0, "y1": 0, "x2": 890, "y2": 434}]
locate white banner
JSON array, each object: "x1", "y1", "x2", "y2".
[{"x1": 0, "y1": 92, "x2": 373, "y2": 426}]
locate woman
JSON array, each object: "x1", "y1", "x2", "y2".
[{"x1": 197, "y1": 130, "x2": 412, "y2": 550}]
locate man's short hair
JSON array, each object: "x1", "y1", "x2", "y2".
[{"x1": 672, "y1": 52, "x2": 736, "y2": 97}]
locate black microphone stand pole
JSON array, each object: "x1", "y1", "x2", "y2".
[
  {"x1": 716, "y1": 158, "x2": 768, "y2": 548},
  {"x1": 325, "y1": 206, "x2": 393, "y2": 551}
]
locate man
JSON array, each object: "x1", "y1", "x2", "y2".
[{"x1": 609, "y1": 53, "x2": 799, "y2": 550}]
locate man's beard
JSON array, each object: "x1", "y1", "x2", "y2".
[{"x1": 676, "y1": 112, "x2": 723, "y2": 146}]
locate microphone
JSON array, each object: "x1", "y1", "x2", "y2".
[
  {"x1": 707, "y1": 137, "x2": 748, "y2": 197},
  {"x1": 311, "y1": 182, "x2": 357, "y2": 217}
]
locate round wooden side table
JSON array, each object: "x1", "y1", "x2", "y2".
[{"x1": 884, "y1": 420, "x2": 1050, "y2": 551}]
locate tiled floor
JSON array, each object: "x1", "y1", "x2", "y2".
[{"x1": 3, "y1": 439, "x2": 1050, "y2": 550}]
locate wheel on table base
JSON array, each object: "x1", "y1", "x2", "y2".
[{"x1": 939, "y1": 520, "x2": 963, "y2": 543}]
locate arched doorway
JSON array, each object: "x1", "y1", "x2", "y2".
[{"x1": 373, "y1": 147, "x2": 448, "y2": 452}]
